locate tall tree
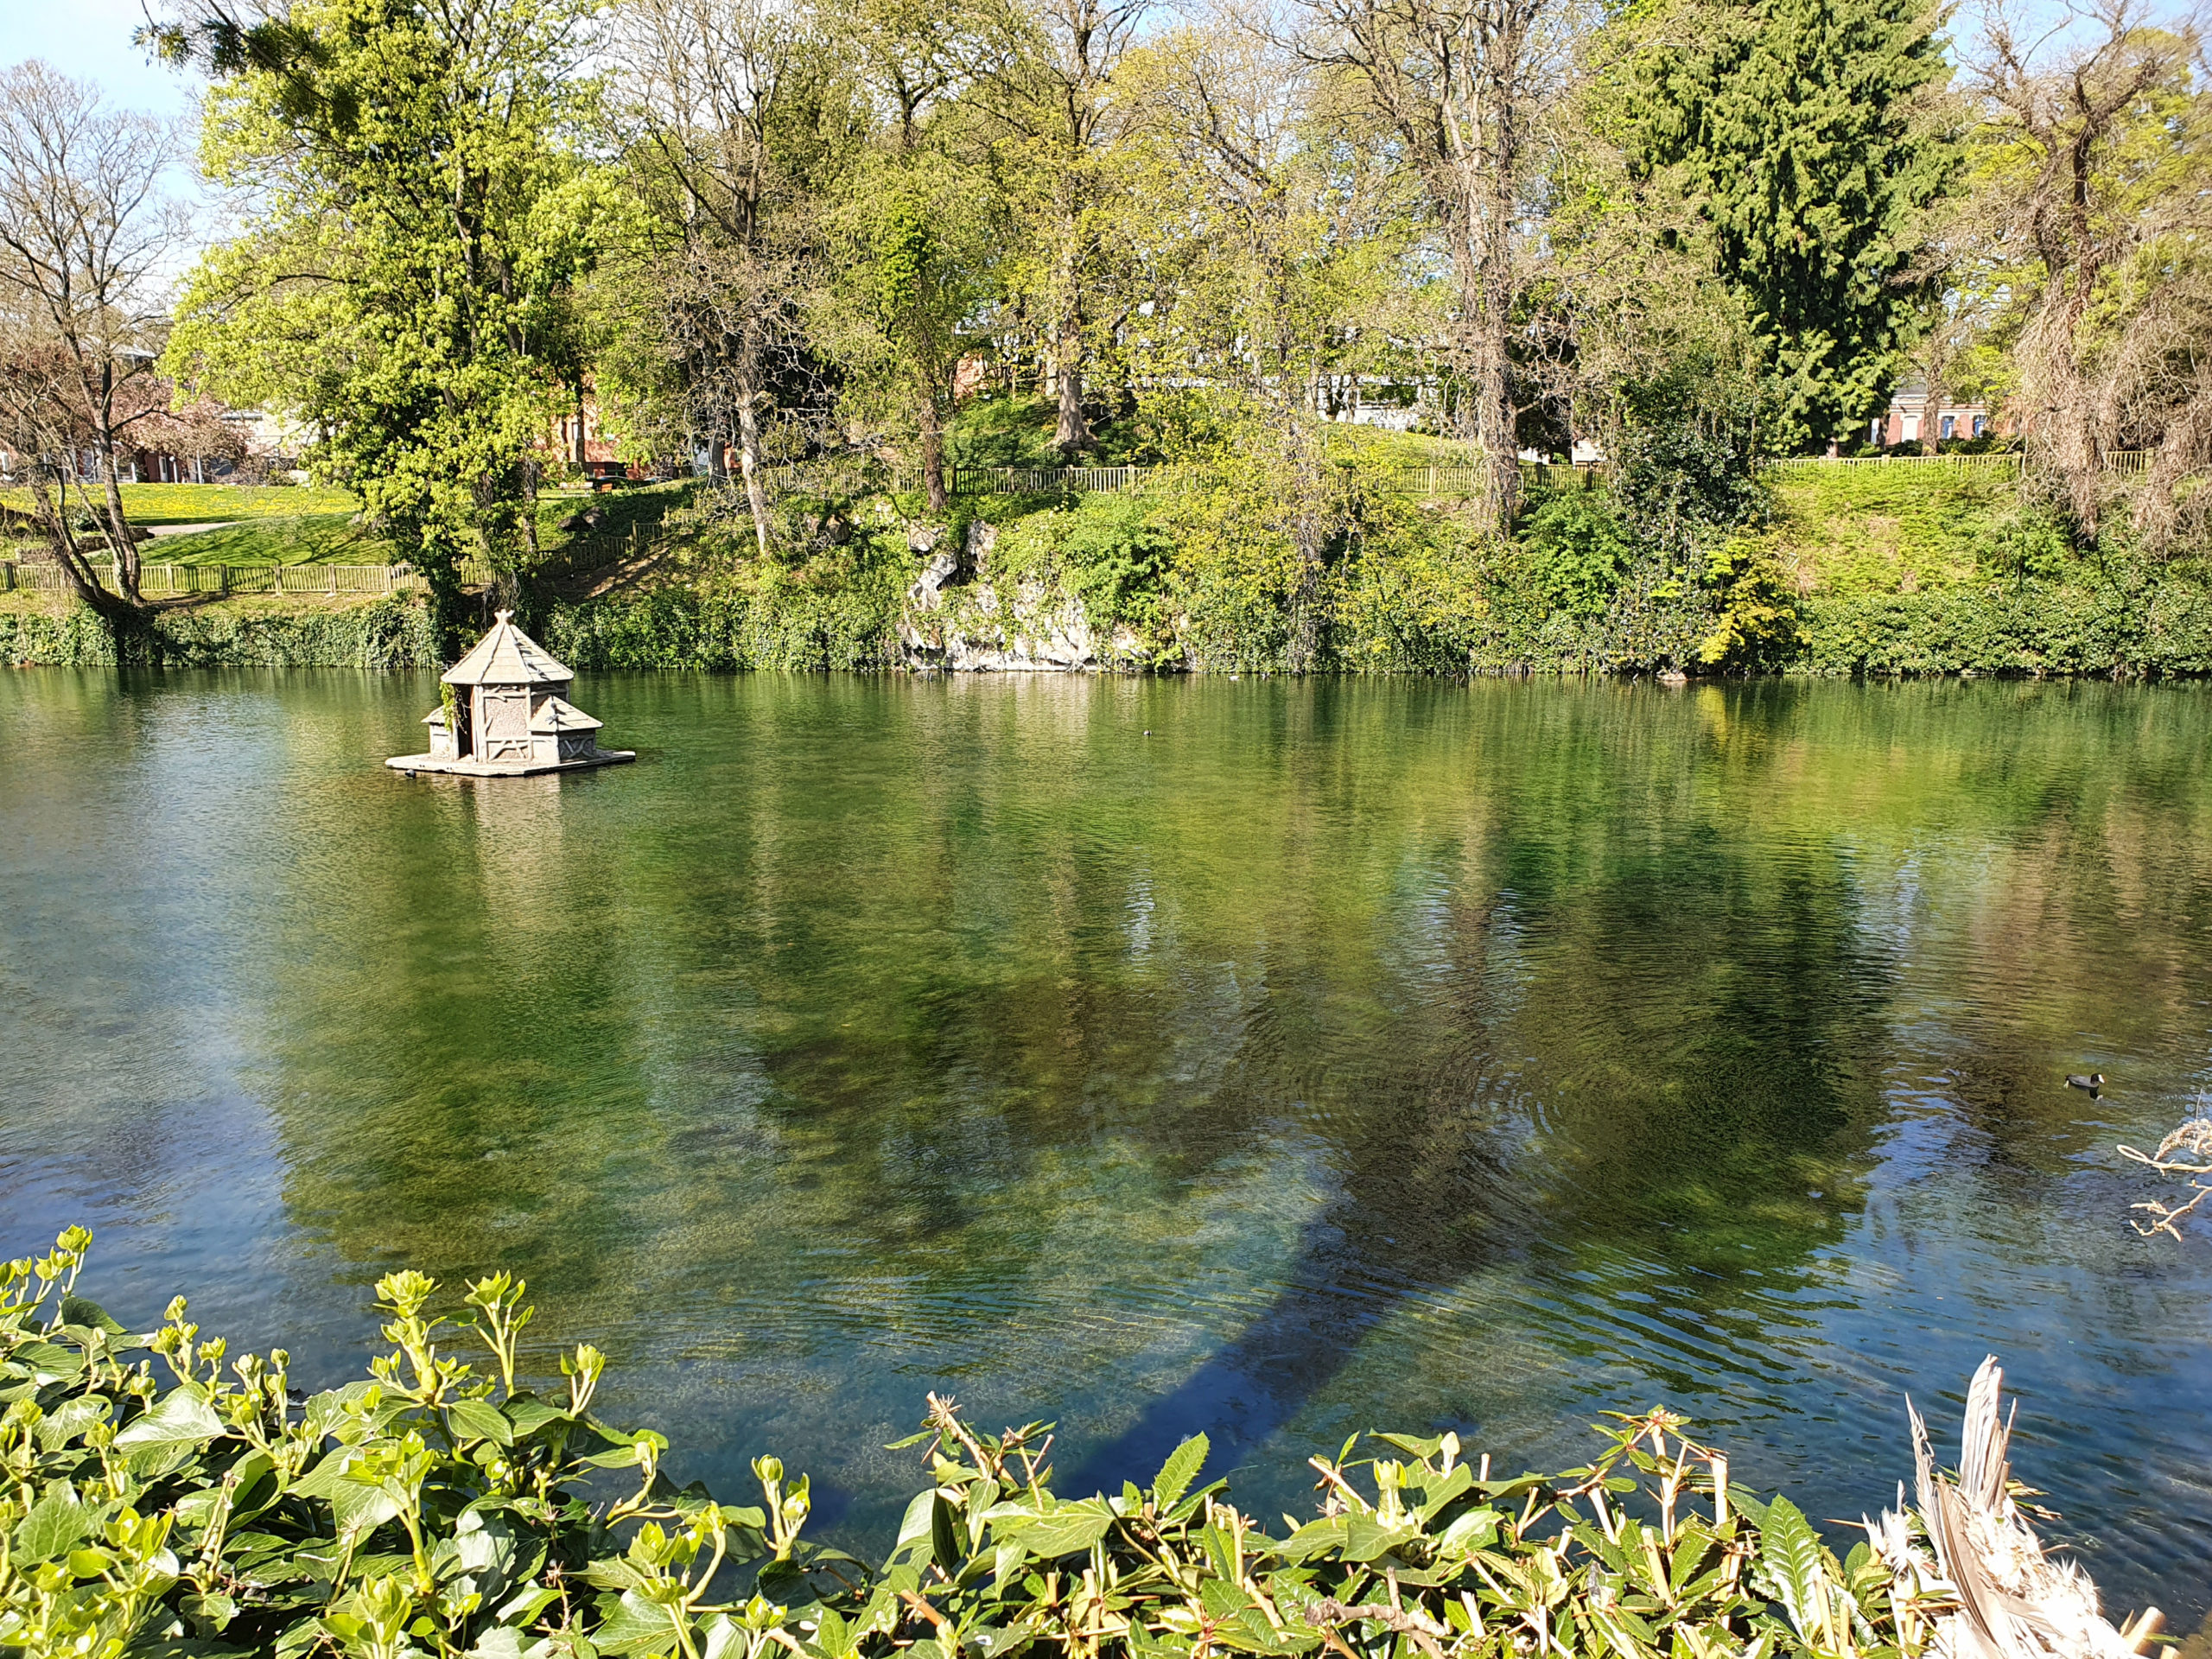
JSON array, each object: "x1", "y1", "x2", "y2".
[
  {"x1": 0, "y1": 62, "x2": 186, "y2": 608},
  {"x1": 1119, "y1": 16, "x2": 1415, "y2": 419},
  {"x1": 814, "y1": 0, "x2": 992, "y2": 512},
  {"x1": 1967, "y1": 1, "x2": 2210, "y2": 543},
  {"x1": 1633, "y1": 0, "x2": 1955, "y2": 454},
  {"x1": 609, "y1": 0, "x2": 861, "y2": 556},
  {"x1": 1308, "y1": 0, "x2": 1585, "y2": 528},
  {"x1": 156, "y1": 0, "x2": 606, "y2": 643},
  {"x1": 970, "y1": 0, "x2": 1150, "y2": 456},
  {"x1": 1113, "y1": 12, "x2": 1420, "y2": 662},
  {"x1": 841, "y1": 186, "x2": 994, "y2": 512}
]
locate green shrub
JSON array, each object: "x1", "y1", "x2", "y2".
[
  {"x1": 0, "y1": 1227, "x2": 1976, "y2": 1659},
  {"x1": 1791, "y1": 576, "x2": 2212, "y2": 677},
  {"x1": 543, "y1": 528, "x2": 916, "y2": 673},
  {"x1": 1765, "y1": 466, "x2": 2023, "y2": 594},
  {"x1": 1613, "y1": 403, "x2": 1763, "y2": 560},
  {"x1": 0, "y1": 597, "x2": 435, "y2": 670},
  {"x1": 1516, "y1": 492, "x2": 1633, "y2": 618},
  {"x1": 1057, "y1": 495, "x2": 1175, "y2": 632},
  {"x1": 1697, "y1": 540, "x2": 1802, "y2": 672}
]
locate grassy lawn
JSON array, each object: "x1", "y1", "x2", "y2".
[
  {"x1": 0, "y1": 482, "x2": 361, "y2": 526},
  {"x1": 1767, "y1": 464, "x2": 2019, "y2": 594},
  {"x1": 147, "y1": 513, "x2": 399, "y2": 565},
  {"x1": 143, "y1": 481, "x2": 696, "y2": 567},
  {"x1": 940, "y1": 392, "x2": 1480, "y2": 469},
  {"x1": 1320, "y1": 425, "x2": 1484, "y2": 465}
]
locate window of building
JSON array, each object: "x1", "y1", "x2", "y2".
[{"x1": 1940, "y1": 416, "x2": 1955, "y2": 439}]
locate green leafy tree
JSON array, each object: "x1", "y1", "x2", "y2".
[
  {"x1": 0, "y1": 62, "x2": 188, "y2": 612},
  {"x1": 810, "y1": 14, "x2": 999, "y2": 521},
  {"x1": 969, "y1": 0, "x2": 1149, "y2": 457},
  {"x1": 869, "y1": 194, "x2": 965, "y2": 512},
  {"x1": 1634, "y1": 0, "x2": 1957, "y2": 454},
  {"x1": 605, "y1": 0, "x2": 865, "y2": 557},
  {"x1": 1967, "y1": 14, "x2": 2212, "y2": 545},
  {"x1": 155, "y1": 0, "x2": 610, "y2": 645}
]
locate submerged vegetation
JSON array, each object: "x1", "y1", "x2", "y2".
[{"x1": 0, "y1": 1230, "x2": 2151, "y2": 1659}]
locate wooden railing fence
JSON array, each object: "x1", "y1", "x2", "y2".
[{"x1": 765, "y1": 458, "x2": 1605, "y2": 498}]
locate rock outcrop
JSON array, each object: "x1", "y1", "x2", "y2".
[{"x1": 896, "y1": 519, "x2": 1145, "y2": 671}]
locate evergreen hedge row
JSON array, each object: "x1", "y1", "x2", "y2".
[
  {"x1": 1793, "y1": 582, "x2": 2212, "y2": 677},
  {"x1": 0, "y1": 597, "x2": 435, "y2": 671},
  {"x1": 13, "y1": 575, "x2": 2212, "y2": 679},
  {"x1": 537, "y1": 578, "x2": 2212, "y2": 678}
]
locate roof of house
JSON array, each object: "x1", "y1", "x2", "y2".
[
  {"x1": 529, "y1": 696, "x2": 602, "y2": 734},
  {"x1": 442, "y1": 611, "x2": 575, "y2": 688}
]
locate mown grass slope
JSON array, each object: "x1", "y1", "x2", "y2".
[
  {"x1": 142, "y1": 481, "x2": 696, "y2": 567},
  {"x1": 1764, "y1": 461, "x2": 2023, "y2": 594},
  {"x1": 149, "y1": 513, "x2": 397, "y2": 564},
  {"x1": 0, "y1": 481, "x2": 361, "y2": 525}
]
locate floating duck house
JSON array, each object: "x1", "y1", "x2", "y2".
[{"x1": 386, "y1": 611, "x2": 633, "y2": 778}]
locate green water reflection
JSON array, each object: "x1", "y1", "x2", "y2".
[{"x1": 3, "y1": 673, "x2": 2210, "y2": 1618}]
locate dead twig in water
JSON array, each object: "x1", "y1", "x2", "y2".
[{"x1": 2118, "y1": 1117, "x2": 2212, "y2": 1239}]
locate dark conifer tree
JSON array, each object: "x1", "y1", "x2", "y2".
[{"x1": 1636, "y1": 0, "x2": 1957, "y2": 452}]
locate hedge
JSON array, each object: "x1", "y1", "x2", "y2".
[
  {"x1": 14, "y1": 575, "x2": 2212, "y2": 680},
  {"x1": 0, "y1": 596, "x2": 435, "y2": 671}
]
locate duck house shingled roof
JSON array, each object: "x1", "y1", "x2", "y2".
[{"x1": 441, "y1": 610, "x2": 575, "y2": 688}]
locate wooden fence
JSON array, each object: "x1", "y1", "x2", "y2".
[
  {"x1": 1764, "y1": 452, "x2": 2024, "y2": 473},
  {"x1": 1762, "y1": 449, "x2": 2184, "y2": 474},
  {"x1": 770, "y1": 458, "x2": 1605, "y2": 499}
]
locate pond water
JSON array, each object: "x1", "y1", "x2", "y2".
[{"x1": 5, "y1": 669, "x2": 2212, "y2": 1621}]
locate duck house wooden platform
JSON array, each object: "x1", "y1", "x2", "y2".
[{"x1": 386, "y1": 610, "x2": 634, "y2": 778}]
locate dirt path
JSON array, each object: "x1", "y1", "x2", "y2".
[{"x1": 146, "y1": 522, "x2": 243, "y2": 537}]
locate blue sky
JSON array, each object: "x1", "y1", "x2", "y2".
[{"x1": 6, "y1": 0, "x2": 204, "y2": 119}]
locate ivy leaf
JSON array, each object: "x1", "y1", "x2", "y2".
[
  {"x1": 592, "y1": 1589, "x2": 684, "y2": 1656},
  {"x1": 59, "y1": 1295, "x2": 127, "y2": 1337},
  {"x1": 115, "y1": 1388, "x2": 224, "y2": 1451},
  {"x1": 447, "y1": 1399, "x2": 514, "y2": 1446},
  {"x1": 808, "y1": 1606, "x2": 853, "y2": 1659},
  {"x1": 35, "y1": 1395, "x2": 112, "y2": 1452},
  {"x1": 16, "y1": 1484, "x2": 93, "y2": 1564}
]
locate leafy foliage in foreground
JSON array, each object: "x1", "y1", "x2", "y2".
[{"x1": 1, "y1": 1230, "x2": 1968, "y2": 1659}]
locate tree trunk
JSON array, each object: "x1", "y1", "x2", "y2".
[
  {"x1": 734, "y1": 385, "x2": 772, "y2": 559},
  {"x1": 919, "y1": 381, "x2": 948, "y2": 513},
  {"x1": 1475, "y1": 308, "x2": 1519, "y2": 526},
  {"x1": 1446, "y1": 219, "x2": 1519, "y2": 532},
  {"x1": 518, "y1": 464, "x2": 543, "y2": 575},
  {"x1": 1921, "y1": 352, "x2": 1947, "y2": 456},
  {"x1": 2029, "y1": 283, "x2": 2103, "y2": 540},
  {"x1": 25, "y1": 465, "x2": 122, "y2": 613},
  {"x1": 574, "y1": 386, "x2": 588, "y2": 470},
  {"x1": 97, "y1": 442, "x2": 143, "y2": 602},
  {"x1": 1053, "y1": 297, "x2": 1092, "y2": 454},
  {"x1": 1282, "y1": 422, "x2": 1330, "y2": 672},
  {"x1": 89, "y1": 359, "x2": 143, "y2": 602},
  {"x1": 416, "y1": 520, "x2": 467, "y2": 660}
]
